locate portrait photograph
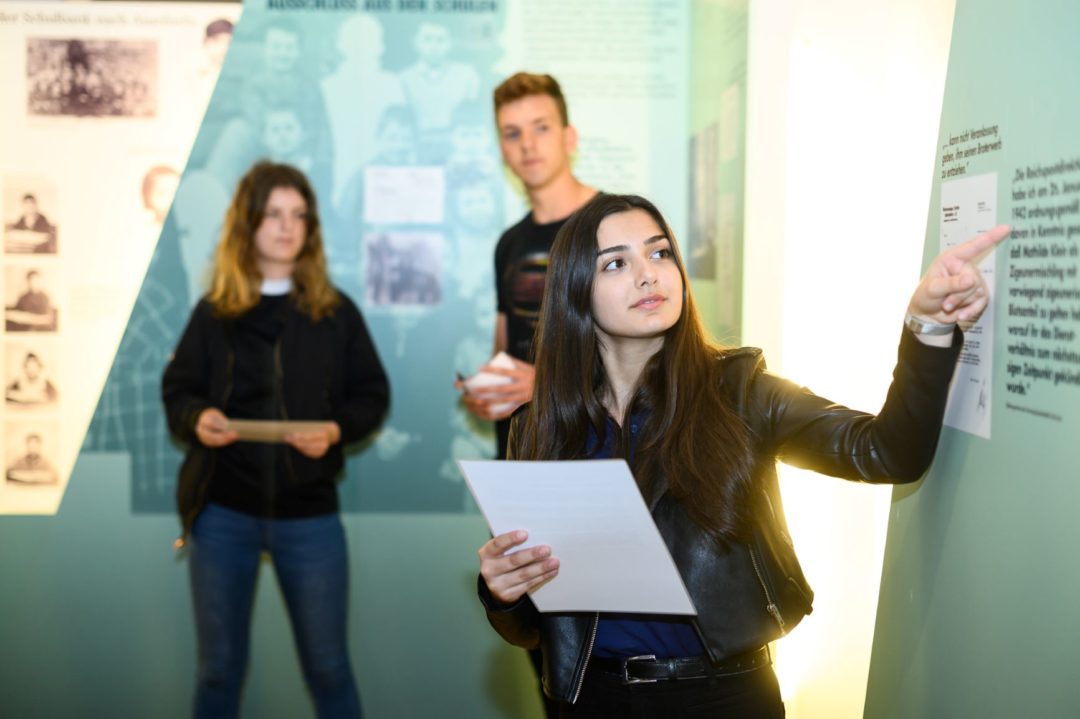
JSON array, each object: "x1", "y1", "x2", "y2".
[
  {"x1": 363, "y1": 231, "x2": 442, "y2": 307},
  {"x1": 140, "y1": 165, "x2": 180, "y2": 226},
  {"x1": 5, "y1": 341, "x2": 58, "y2": 408},
  {"x1": 4, "y1": 177, "x2": 58, "y2": 255},
  {"x1": 5, "y1": 421, "x2": 59, "y2": 486},
  {"x1": 5, "y1": 264, "x2": 59, "y2": 332}
]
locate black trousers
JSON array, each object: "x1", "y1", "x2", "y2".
[{"x1": 558, "y1": 663, "x2": 785, "y2": 718}]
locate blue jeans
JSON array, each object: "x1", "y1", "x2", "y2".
[{"x1": 188, "y1": 503, "x2": 361, "y2": 719}]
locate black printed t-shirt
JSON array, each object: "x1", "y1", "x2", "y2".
[{"x1": 492, "y1": 211, "x2": 568, "y2": 458}]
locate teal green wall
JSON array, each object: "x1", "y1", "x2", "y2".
[
  {"x1": 0, "y1": 455, "x2": 542, "y2": 718},
  {"x1": 866, "y1": 1, "x2": 1080, "y2": 715},
  {"x1": 688, "y1": 0, "x2": 747, "y2": 345}
]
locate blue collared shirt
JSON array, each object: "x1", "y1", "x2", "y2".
[{"x1": 587, "y1": 412, "x2": 706, "y2": 659}]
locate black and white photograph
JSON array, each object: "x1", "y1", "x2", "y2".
[
  {"x1": 5, "y1": 422, "x2": 58, "y2": 486},
  {"x1": 5, "y1": 342, "x2": 58, "y2": 408},
  {"x1": 26, "y1": 38, "x2": 158, "y2": 118},
  {"x1": 364, "y1": 231, "x2": 442, "y2": 306},
  {"x1": 5, "y1": 264, "x2": 59, "y2": 332},
  {"x1": 4, "y1": 178, "x2": 58, "y2": 254}
]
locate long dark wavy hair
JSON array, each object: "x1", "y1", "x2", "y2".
[
  {"x1": 515, "y1": 193, "x2": 757, "y2": 543},
  {"x1": 207, "y1": 161, "x2": 339, "y2": 320}
]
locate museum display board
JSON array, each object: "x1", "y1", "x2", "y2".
[
  {"x1": 0, "y1": 2, "x2": 748, "y2": 716},
  {"x1": 0, "y1": 1, "x2": 240, "y2": 515},
  {"x1": 866, "y1": 1, "x2": 1080, "y2": 715}
]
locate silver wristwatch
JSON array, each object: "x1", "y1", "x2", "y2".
[{"x1": 904, "y1": 313, "x2": 956, "y2": 336}]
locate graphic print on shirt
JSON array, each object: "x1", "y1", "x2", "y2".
[{"x1": 503, "y1": 251, "x2": 549, "y2": 358}]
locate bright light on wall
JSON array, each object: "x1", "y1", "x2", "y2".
[{"x1": 745, "y1": 0, "x2": 956, "y2": 715}]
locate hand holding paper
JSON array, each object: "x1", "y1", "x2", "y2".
[
  {"x1": 217, "y1": 417, "x2": 340, "y2": 458},
  {"x1": 196, "y1": 407, "x2": 238, "y2": 448},
  {"x1": 284, "y1": 421, "x2": 340, "y2": 459},
  {"x1": 463, "y1": 459, "x2": 696, "y2": 615},
  {"x1": 479, "y1": 529, "x2": 560, "y2": 606}
]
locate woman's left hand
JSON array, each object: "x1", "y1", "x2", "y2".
[
  {"x1": 907, "y1": 224, "x2": 1011, "y2": 325},
  {"x1": 285, "y1": 422, "x2": 341, "y2": 459}
]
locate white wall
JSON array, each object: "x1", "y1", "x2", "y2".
[{"x1": 743, "y1": 1, "x2": 956, "y2": 716}]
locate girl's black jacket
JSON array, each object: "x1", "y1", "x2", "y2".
[
  {"x1": 162, "y1": 293, "x2": 389, "y2": 540},
  {"x1": 479, "y1": 327, "x2": 962, "y2": 704}
]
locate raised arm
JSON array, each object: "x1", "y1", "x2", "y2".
[
  {"x1": 746, "y1": 224, "x2": 1011, "y2": 481},
  {"x1": 906, "y1": 224, "x2": 1011, "y2": 334}
]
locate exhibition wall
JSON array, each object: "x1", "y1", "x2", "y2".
[
  {"x1": 0, "y1": 1, "x2": 710, "y2": 717},
  {"x1": 0, "y1": 1, "x2": 241, "y2": 516},
  {"x1": 866, "y1": 1, "x2": 1080, "y2": 715},
  {"x1": 83, "y1": 0, "x2": 690, "y2": 518}
]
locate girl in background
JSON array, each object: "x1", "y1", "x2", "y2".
[{"x1": 164, "y1": 161, "x2": 388, "y2": 718}]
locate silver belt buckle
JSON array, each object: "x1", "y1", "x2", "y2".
[{"x1": 622, "y1": 654, "x2": 658, "y2": 685}]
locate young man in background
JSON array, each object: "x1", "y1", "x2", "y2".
[{"x1": 460, "y1": 72, "x2": 596, "y2": 459}]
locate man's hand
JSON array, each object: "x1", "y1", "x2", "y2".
[{"x1": 456, "y1": 357, "x2": 536, "y2": 421}]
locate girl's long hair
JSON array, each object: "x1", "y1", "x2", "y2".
[
  {"x1": 516, "y1": 193, "x2": 757, "y2": 544},
  {"x1": 207, "y1": 161, "x2": 339, "y2": 320}
]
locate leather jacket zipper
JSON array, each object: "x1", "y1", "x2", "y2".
[
  {"x1": 570, "y1": 613, "x2": 599, "y2": 704},
  {"x1": 749, "y1": 544, "x2": 786, "y2": 636}
]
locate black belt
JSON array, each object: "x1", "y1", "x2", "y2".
[{"x1": 591, "y1": 646, "x2": 771, "y2": 684}]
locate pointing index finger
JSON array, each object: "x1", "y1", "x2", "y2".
[{"x1": 948, "y1": 224, "x2": 1011, "y2": 262}]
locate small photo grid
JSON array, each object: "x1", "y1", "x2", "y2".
[
  {"x1": 5, "y1": 420, "x2": 59, "y2": 487},
  {"x1": 26, "y1": 38, "x2": 158, "y2": 118},
  {"x1": 4, "y1": 264, "x2": 59, "y2": 333},
  {"x1": 5, "y1": 341, "x2": 58, "y2": 409},
  {"x1": 4, "y1": 177, "x2": 58, "y2": 255}
]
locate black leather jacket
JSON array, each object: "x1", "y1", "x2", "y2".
[{"x1": 479, "y1": 328, "x2": 961, "y2": 704}]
